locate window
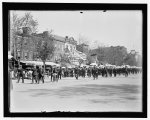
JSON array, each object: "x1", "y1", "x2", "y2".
[
  {"x1": 29, "y1": 52, "x2": 32, "y2": 60},
  {"x1": 24, "y1": 37, "x2": 27, "y2": 45},
  {"x1": 17, "y1": 51, "x2": 21, "y2": 57},
  {"x1": 59, "y1": 44, "x2": 61, "y2": 51},
  {"x1": 24, "y1": 52, "x2": 28, "y2": 59},
  {"x1": 55, "y1": 44, "x2": 57, "y2": 48},
  {"x1": 66, "y1": 45, "x2": 68, "y2": 49}
]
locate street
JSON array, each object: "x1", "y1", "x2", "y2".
[{"x1": 10, "y1": 74, "x2": 142, "y2": 112}]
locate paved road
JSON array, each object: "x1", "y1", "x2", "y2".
[{"x1": 10, "y1": 74, "x2": 142, "y2": 112}]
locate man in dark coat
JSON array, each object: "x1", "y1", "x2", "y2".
[
  {"x1": 92, "y1": 66, "x2": 97, "y2": 80},
  {"x1": 38, "y1": 66, "x2": 44, "y2": 83},
  {"x1": 17, "y1": 65, "x2": 24, "y2": 83},
  {"x1": 82, "y1": 67, "x2": 86, "y2": 78},
  {"x1": 95, "y1": 67, "x2": 99, "y2": 79},
  {"x1": 124, "y1": 66, "x2": 128, "y2": 77},
  {"x1": 36, "y1": 66, "x2": 42, "y2": 84},
  {"x1": 58, "y1": 67, "x2": 62, "y2": 80},
  {"x1": 32, "y1": 65, "x2": 38, "y2": 84},
  {"x1": 74, "y1": 66, "x2": 79, "y2": 80},
  {"x1": 113, "y1": 67, "x2": 117, "y2": 77},
  {"x1": 87, "y1": 67, "x2": 91, "y2": 77}
]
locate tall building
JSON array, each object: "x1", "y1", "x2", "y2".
[
  {"x1": 15, "y1": 27, "x2": 41, "y2": 61},
  {"x1": 13, "y1": 29, "x2": 64, "y2": 62}
]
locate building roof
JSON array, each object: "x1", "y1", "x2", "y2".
[
  {"x1": 80, "y1": 43, "x2": 89, "y2": 46},
  {"x1": 53, "y1": 35, "x2": 65, "y2": 42},
  {"x1": 65, "y1": 37, "x2": 77, "y2": 45},
  {"x1": 33, "y1": 32, "x2": 77, "y2": 44}
]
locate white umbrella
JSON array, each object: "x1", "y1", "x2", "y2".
[{"x1": 8, "y1": 54, "x2": 13, "y2": 59}]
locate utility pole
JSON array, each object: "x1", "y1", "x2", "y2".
[{"x1": 79, "y1": 11, "x2": 83, "y2": 45}]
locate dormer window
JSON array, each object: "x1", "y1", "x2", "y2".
[{"x1": 24, "y1": 52, "x2": 28, "y2": 59}]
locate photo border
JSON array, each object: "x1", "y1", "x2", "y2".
[{"x1": 3, "y1": 2, "x2": 147, "y2": 118}]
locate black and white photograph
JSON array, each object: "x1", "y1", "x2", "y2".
[{"x1": 4, "y1": 2, "x2": 147, "y2": 118}]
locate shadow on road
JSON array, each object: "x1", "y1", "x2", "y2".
[{"x1": 17, "y1": 84, "x2": 141, "y2": 103}]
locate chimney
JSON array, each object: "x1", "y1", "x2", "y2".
[
  {"x1": 65, "y1": 36, "x2": 68, "y2": 39},
  {"x1": 65, "y1": 36, "x2": 69, "y2": 42},
  {"x1": 43, "y1": 31, "x2": 49, "y2": 37},
  {"x1": 22, "y1": 27, "x2": 31, "y2": 35}
]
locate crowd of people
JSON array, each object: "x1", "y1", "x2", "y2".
[{"x1": 9, "y1": 64, "x2": 142, "y2": 84}]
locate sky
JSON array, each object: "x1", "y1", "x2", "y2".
[{"x1": 11, "y1": 10, "x2": 142, "y2": 54}]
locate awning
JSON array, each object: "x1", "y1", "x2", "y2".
[
  {"x1": 61, "y1": 63, "x2": 75, "y2": 68},
  {"x1": 90, "y1": 63, "x2": 97, "y2": 66},
  {"x1": 21, "y1": 61, "x2": 60, "y2": 66},
  {"x1": 21, "y1": 61, "x2": 35, "y2": 65},
  {"x1": 80, "y1": 64, "x2": 89, "y2": 68},
  {"x1": 35, "y1": 61, "x2": 43, "y2": 65},
  {"x1": 20, "y1": 61, "x2": 43, "y2": 65},
  {"x1": 46, "y1": 62, "x2": 60, "y2": 67}
]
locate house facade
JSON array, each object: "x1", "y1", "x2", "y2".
[
  {"x1": 13, "y1": 27, "x2": 87, "y2": 65},
  {"x1": 52, "y1": 35, "x2": 66, "y2": 62}
]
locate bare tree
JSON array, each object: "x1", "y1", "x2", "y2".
[
  {"x1": 11, "y1": 12, "x2": 38, "y2": 34},
  {"x1": 78, "y1": 34, "x2": 89, "y2": 45},
  {"x1": 36, "y1": 35, "x2": 55, "y2": 73},
  {"x1": 20, "y1": 12, "x2": 38, "y2": 33},
  {"x1": 10, "y1": 12, "x2": 38, "y2": 59}
]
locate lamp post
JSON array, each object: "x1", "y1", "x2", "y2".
[{"x1": 79, "y1": 11, "x2": 83, "y2": 44}]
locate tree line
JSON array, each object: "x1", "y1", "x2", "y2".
[{"x1": 86, "y1": 46, "x2": 142, "y2": 67}]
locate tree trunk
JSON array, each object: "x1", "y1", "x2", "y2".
[{"x1": 43, "y1": 61, "x2": 46, "y2": 74}]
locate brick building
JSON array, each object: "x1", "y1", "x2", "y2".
[
  {"x1": 12, "y1": 27, "x2": 86, "y2": 65},
  {"x1": 14, "y1": 29, "x2": 65, "y2": 62}
]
